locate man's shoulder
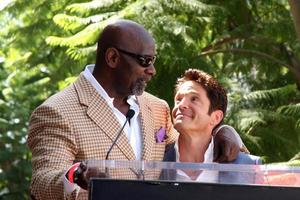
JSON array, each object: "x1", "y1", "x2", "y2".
[
  {"x1": 39, "y1": 74, "x2": 89, "y2": 109},
  {"x1": 34, "y1": 75, "x2": 86, "y2": 115},
  {"x1": 140, "y1": 91, "x2": 168, "y2": 106},
  {"x1": 42, "y1": 83, "x2": 77, "y2": 108}
]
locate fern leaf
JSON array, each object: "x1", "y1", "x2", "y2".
[
  {"x1": 296, "y1": 119, "x2": 300, "y2": 129},
  {"x1": 277, "y1": 103, "x2": 300, "y2": 118},
  {"x1": 53, "y1": 14, "x2": 86, "y2": 30},
  {"x1": 66, "y1": 0, "x2": 124, "y2": 14},
  {"x1": 162, "y1": 0, "x2": 220, "y2": 16},
  {"x1": 46, "y1": 18, "x2": 120, "y2": 47},
  {"x1": 235, "y1": 109, "x2": 295, "y2": 134},
  {"x1": 148, "y1": 15, "x2": 196, "y2": 47},
  {"x1": 236, "y1": 109, "x2": 267, "y2": 133},
  {"x1": 58, "y1": 76, "x2": 77, "y2": 90},
  {"x1": 53, "y1": 12, "x2": 116, "y2": 31},
  {"x1": 244, "y1": 84, "x2": 297, "y2": 108},
  {"x1": 66, "y1": 45, "x2": 97, "y2": 60},
  {"x1": 289, "y1": 152, "x2": 300, "y2": 161}
]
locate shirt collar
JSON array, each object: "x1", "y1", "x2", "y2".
[
  {"x1": 175, "y1": 136, "x2": 214, "y2": 163},
  {"x1": 83, "y1": 64, "x2": 138, "y2": 109}
]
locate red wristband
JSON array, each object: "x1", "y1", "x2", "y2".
[{"x1": 68, "y1": 162, "x2": 80, "y2": 183}]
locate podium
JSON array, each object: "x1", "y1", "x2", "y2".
[{"x1": 86, "y1": 160, "x2": 300, "y2": 200}]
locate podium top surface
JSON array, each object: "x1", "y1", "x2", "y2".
[{"x1": 85, "y1": 160, "x2": 300, "y2": 187}]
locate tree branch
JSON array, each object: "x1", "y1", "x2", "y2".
[
  {"x1": 288, "y1": 0, "x2": 300, "y2": 42},
  {"x1": 200, "y1": 48, "x2": 293, "y2": 69},
  {"x1": 201, "y1": 36, "x2": 243, "y2": 52}
]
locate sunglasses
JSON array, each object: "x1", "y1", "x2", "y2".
[{"x1": 115, "y1": 48, "x2": 156, "y2": 68}]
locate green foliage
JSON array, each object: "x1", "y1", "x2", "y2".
[
  {"x1": 46, "y1": 1, "x2": 300, "y2": 164},
  {"x1": 278, "y1": 103, "x2": 300, "y2": 118},
  {"x1": 0, "y1": 0, "x2": 84, "y2": 199},
  {"x1": 244, "y1": 84, "x2": 298, "y2": 109},
  {"x1": 228, "y1": 84, "x2": 300, "y2": 163},
  {"x1": 66, "y1": 0, "x2": 125, "y2": 14},
  {"x1": 1, "y1": 0, "x2": 300, "y2": 198},
  {"x1": 232, "y1": 108, "x2": 299, "y2": 163}
]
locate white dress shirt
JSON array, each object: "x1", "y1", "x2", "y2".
[
  {"x1": 173, "y1": 124, "x2": 244, "y2": 182},
  {"x1": 174, "y1": 137, "x2": 219, "y2": 183},
  {"x1": 83, "y1": 64, "x2": 142, "y2": 160}
]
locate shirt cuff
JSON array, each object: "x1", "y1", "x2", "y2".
[{"x1": 63, "y1": 167, "x2": 80, "y2": 194}]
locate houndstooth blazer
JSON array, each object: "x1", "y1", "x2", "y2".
[{"x1": 27, "y1": 73, "x2": 178, "y2": 200}]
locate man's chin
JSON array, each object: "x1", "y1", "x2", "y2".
[
  {"x1": 132, "y1": 83, "x2": 147, "y2": 96},
  {"x1": 173, "y1": 124, "x2": 187, "y2": 134},
  {"x1": 173, "y1": 121, "x2": 185, "y2": 128},
  {"x1": 132, "y1": 88, "x2": 145, "y2": 96}
]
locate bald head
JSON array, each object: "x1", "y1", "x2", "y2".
[
  {"x1": 92, "y1": 19, "x2": 157, "y2": 100},
  {"x1": 95, "y1": 19, "x2": 155, "y2": 66}
]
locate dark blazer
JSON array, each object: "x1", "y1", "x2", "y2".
[{"x1": 161, "y1": 143, "x2": 262, "y2": 184}]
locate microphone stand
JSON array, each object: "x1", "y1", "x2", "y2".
[{"x1": 105, "y1": 109, "x2": 135, "y2": 176}]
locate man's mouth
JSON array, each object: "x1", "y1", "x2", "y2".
[
  {"x1": 132, "y1": 78, "x2": 149, "y2": 96},
  {"x1": 143, "y1": 77, "x2": 151, "y2": 83},
  {"x1": 175, "y1": 112, "x2": 192, "y2": 119}
]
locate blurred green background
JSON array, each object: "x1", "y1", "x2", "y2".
[{"x1": 1, "y1": 0, "x2": 300, "y2": 199}]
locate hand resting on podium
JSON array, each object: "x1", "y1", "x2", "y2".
[{"x1": 67, "y1": 161, "x2": 108, "y2": 190}]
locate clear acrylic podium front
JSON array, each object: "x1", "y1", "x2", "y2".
[{"x1": 86, "y1": 160, "x2": 300, "y2": 200}]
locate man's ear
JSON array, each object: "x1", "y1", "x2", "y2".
[
  {"x1": 210, "y1": 110, "x2": 224, "y2": 126},
  {"x1": 105, "y1": 48, "x2": 119, "y2": 68}
]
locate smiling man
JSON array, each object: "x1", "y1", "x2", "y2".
[
  {"x1": 163, "y1": 69, "x2": 261, "y2": 182},
  {"x1": 173, "y1": 69, "x2": 227, "y2": 165}
]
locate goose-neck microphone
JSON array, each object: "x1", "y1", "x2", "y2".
[{"x1": 105, "y1": 109, "x2": 135, "y2": 160}]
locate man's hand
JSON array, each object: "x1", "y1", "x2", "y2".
[
  {"x1": 73, "y1": 161, "x2": 108, "y2": 190},
  {"x1": 213, "y1": 126, "x2": 244, "y2": 163},
  {"x1": 73, "y1": 161, "x2": 89, "y2": 190}
]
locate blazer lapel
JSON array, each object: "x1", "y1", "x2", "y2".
[
  {"x1": 74, "y1": 74, "x2": 136, "y2": 160},
  {"x1": 137, "y1": 95, "x2": 155, "y2": 160}
]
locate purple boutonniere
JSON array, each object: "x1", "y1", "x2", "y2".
[{"x1": 155, "y1": 127, "x2": 167, "y2": 143}]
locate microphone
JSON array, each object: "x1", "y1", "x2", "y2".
[
  {"x1": 105, "y1": 109, "x2": 135, "y2": 160},
  {"x1": 72, "y1": 110, "x2": 135, "y2": 188}
]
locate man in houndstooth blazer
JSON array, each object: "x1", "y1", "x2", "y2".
[
  {"x1": 27, "y1": 20, "x2": 242, "y2": 200},
  {"x1": 27, "y1": 19, "x2": 179, "y2": 200}
]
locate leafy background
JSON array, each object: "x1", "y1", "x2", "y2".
[{"x1": 1, "y1": 0, "x2": 300, "y2": 199}]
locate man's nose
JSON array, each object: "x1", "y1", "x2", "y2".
[
  {"x1": 145, "y1": 64, "x2": 156, "y2": 76},
  {"x1": 178, "y1": 97, "x2": 189, "y2": 109}
]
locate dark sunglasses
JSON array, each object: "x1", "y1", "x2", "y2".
[{"x1": 115, "y1": 48, "x2": 156, "y2": 68}]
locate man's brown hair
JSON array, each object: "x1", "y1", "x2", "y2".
[{"x1": 175, "y1": 68, "x2": 227, "y2": 117}]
